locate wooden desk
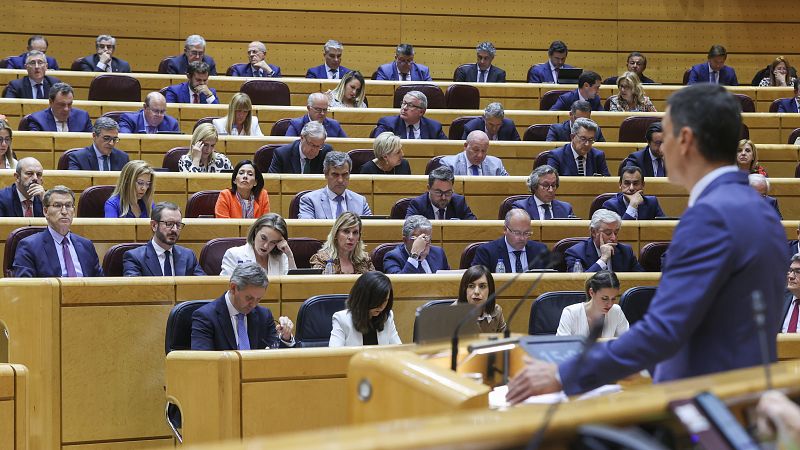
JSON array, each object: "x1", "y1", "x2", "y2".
[{"x1": 0, "y1": 364, "x2": 28, "y2": 450}]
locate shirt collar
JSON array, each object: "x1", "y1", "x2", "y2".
[
  {"x1": 325, "y1": 186, "x2": 346, "y2": 200},
  {"x1": 533, "y1": 195, "x2": 547, "y2": 208},
  {"x1": 504, "y1": 237, "x2": 522, "y2": 254},
  {"x1": 150, "y1": 238, "x2": 171, "y2": 255},
  {"x1": 92, "y1": 144, "x2": 106, "y2": 159},
  {"x1": 569, "y1": 144, "x2": 582, "y2": 160},
  {"x1": 47, "y1": 226, "x2": 70, "y2": 242},
  {"x1": 687, "y1": 165, "x2": 739, "y2": 207},
  {"x1": 225, "y1": 292, "x2": 241, "y2": 317},
  {"x1": 647, "y1": 147, "x2": 659, "y2": 161}
]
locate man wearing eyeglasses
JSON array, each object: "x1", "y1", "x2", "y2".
[
  {"x1": 512, "y1": 165, "x2": 575, "y2": 220},
  {"x1": 165, "y1": 34, "x2": 218, "y2": 75},
  {"x1": 565, "y1": 209, "x2": 643, "y2": 272},
  {"x1": 545, "y1": 117, "x2": 610, "y2": 176},
  {"x1": 229, "y1": 41, "x2": 281, "y2": 78},
  {"x1": 375, "y1": 44, "x2": 432, "y2": 81},
  {"x1": 6, "y1": 35, "x2": 59, "y2": 70},
  {"x1": 0, "y1": 157, "x2": 45, "y2": 217},
  {"x1": 123, "y1": 202, "x2": 205, "y2": 276},
  {"x1": 13, "y1": 185, "x2": 103, "y2": 278},
  {"x1": 374, "y1": 91, "x2": 447, "y2": 140},
  {"x1": 546, "y1": 100, "x2": 606, "y2": 143},
  {"x1": 268, "y1": 121, "x2": 333, "y2": 174},
  {"x1": 67, "y1": 117, "x2": 130, "y2": 171},
  {"x1": 118, "y1": 92, "x2": 180, "y2": 134},
  {"x1": 285, "y1": 93, "x2": 346, "y2": 137},
  {"x1": 780, "y1": 255, "x2": 800, "y2": 333},
  {"x1": 163, "y1": 61, "x2": 218, "y2": 104},
  {"x1": 4, "y1": 51, "x2": 60, "y2": 99},
  {"x1": 405, "y1": 166, "x2": 476, "y2": 220},
  {"x1": 472, "y1": 209, "x2": 549, "y2": 273},
  {"x1": 27, "y1": 83, "x2": 93, "y2": 133},
  {"x1": 77, "y1": 35, "x2": 131, "y2": 73}
]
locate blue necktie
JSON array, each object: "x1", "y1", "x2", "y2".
[
  {"x1": 101, "y1": 155, "x2": 110, "y2": 171},
  {"x1": 407, "y1": 125, "x2": 415, "y2": 139},
  {"x1": 513, "y1": 251, "x2": 523, "y2": 273},
  {"x1": 470, "y1": 165, "x2": 479, "y2": 176},
  {"x1": 655, "y1": 158, "x2": 665, "y2": 177},
  {"x1": 236, "y1": 313, "x2": 250, "y2": 350},
  {"x1": 35, "y1": 83, "x2": 44, "y2": 99},
  {"x1": 163, "y1": 250, "x2": 172, "y2": 276},
  {"x1": 542, "y1": 204, "x2": 552, "y2": 220},
  {"x1": 334, "y1": 195, "x2": 344, "y2": 218}
]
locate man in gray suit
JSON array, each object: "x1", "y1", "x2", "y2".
[
  {"x1": 298, "y1": 151, "x2": 372, "y2": 219},
  {"x1": 440, "y1": 130, "x2": 509, "y2": 176}
]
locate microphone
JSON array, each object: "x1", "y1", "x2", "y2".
[{"x1": 751, "y1": 290, "x2": 773, "y2": 390}]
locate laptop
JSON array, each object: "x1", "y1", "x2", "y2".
[
  {"x1": 557, "y1": 68, "x2": 583, "y2": 84},
  {"x1": 414, "y1": 302, "x2": 481, "y2": 344}
]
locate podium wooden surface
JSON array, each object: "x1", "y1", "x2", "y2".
[{"x1": 0, "y1": 364, "x2": 28, "y2": 450}]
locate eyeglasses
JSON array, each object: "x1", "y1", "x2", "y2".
[
  {"x1": 309, "y1": 106, "x2": 328, "y2": 114},
  {"x1": 788, "y1": 268, "x2": 800, "y2": 277},
  {"x1": 430, "y1": 189, "x2": 453, "y2": 197},
  {"x1": 136, "y1": 180, "x2": 152, "y2": 188},
  {"x1": 158, "y1": 221, "x2": 185, "y2": 230},
  {"x1": 401, "y1": 101, "x2": 423, "y2": 110},
  {"x1": 100, "y1": 135, "x2": 120, "y2": 144},
  {"x1": 97, "y1": 44, "x2": 115, "y2": 50},
  {"x1": 48, "y1": 202, "x2": 74, "y2": 211},
  {"x1": 506, "y1": 227, "x2": 532, "y2": 238},
  {"x1": 0, "y1": 137, "x2": 12, "y2": 144},
  {"x1": 25, "y1": 60, "x2": 46, "y2": 67},
  {"x1": 188, "y1": 50, "x2": 204, "y2": 57},
  {"x1": 575, "y1": 136, "x2": 596, "y2": 144},
  {"x1": 538, "y1": 183, "x2": 558, "y2": 191}
]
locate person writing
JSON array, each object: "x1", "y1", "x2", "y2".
[{"x1": 556, "y1": 270, "x2": 629, "y2": 337}]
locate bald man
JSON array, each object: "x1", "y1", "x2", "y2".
[
  {"x1": 285, "y1": 92, "x2": 347, "y2": 137},
  {"x1": 228, "y1": 41, "x2": 282, "y2": 77},
  {"x1": 118, "y1": 92, "x2": 180, "y2": 134},
  {"x1": 440, "y1": 130, "x2": 508, "y2": 176}
]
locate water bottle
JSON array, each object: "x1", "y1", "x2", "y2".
[
  {"x1": 323, "y1": 260, "x2": 335, "y2": 275},
  {"x1": 495, "y1": 260, "x2": 506, "y2": 274},
  {"x1": 572, "y1": 260, "x2": 584, "y2": 273}
]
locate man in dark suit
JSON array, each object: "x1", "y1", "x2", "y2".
[
  {"x1": 27, "y1": 83, "x2": 93, "y2": 132},
  {"x1": 164, "y1": 61, "x2": 218, "y2": 104},
  {"x1": 383, "y1": 215, "x2": 450, "y2": 274},
  {"x1": 789, "y1": 225, "x2": 799, "y2": 256},
  {"x1": 619, "y1": 122, "x2": 666, "y2": 177},
  {"x1": 77, "y1": 35, "x2": 131, "y2": 73},
  {"x1": 375, "y1": 43, "x2": 432, "y2": 81},
  {"x1": 472, "y1": 209, "x2": 549, "y2": 273},
  {"x1": 454, "y1": 42, "x2": 506, "y2": 83},
  {"x1": 749, "y1": 173, "x2": 783, "y2": 220},
  {"x1": 602, "y1": 166, "x2": 665, "y2": 220},
  {"x1": 406, "y1": 166, "x2": 477, "y2": 220},
  {"x1": 565, "y1": 209, "x2": 644, "y2": 272},
  {"x1": 285, "y1": 93, "x2": 346, "y2": 137},
  {"x1": 165, "y1": 34, "x2": 217, "y2": 75},
  {"x1": 527, "y1": 40, "x2": 573, "y2": 83},
  {"x1": 512, "y1": 165, "x2": 575, "y2": 220},
  {"x1": 228, "y1": 41, "x2": 281, "y2": 77},
  {"x1": 546, "y1": 117, "x2": 610, "y2": 176},
  {"x1": 67, "y1": 117, "x2": 130, "y2": 171},
  {"x1": 687, "y1": 44, "x2": 738, "y2": 86},
  {"x1": 3, "y1": 51, "x2": 60, "y2": 99},
  {"x1": 118, "y1": 92, "x2": 180, "y2": 134},
  {"x1": 191, "y1": 262, "x2": 295, "y2": 350},
  {"x1": 462, "y1": 102, "x2": 520, "y2": 141},
  {"x1": 603, "y1": 52, "x2": 655, "y2": 85},
  {"x1": 781, "y1": 255, "x2": 800, "y2": 333},
  {"x1": 305, "y1": 40, "x2": 351, "y2": 79},
  {"x1": 550, "y1": 71, "x2": 603, "y2": 111},
  {"x1": 268, "y1": 121, "x2": 332, "y2": 174},
  {"x1": 0, "y1": 157, "x2": 45, "y2": 217},
  {"x1": 5, "y1": 35, "x2": 59, "y2": 70},
  {"x1": 777, "y1": 82, "x2": 799, "y2": 113},
  {"x1": 374, "y1": 91, "x2": 447, "y2": 140},
  {"x1": 13, "y1": 186, "x2": 103, "y2": 277},
  {"x1": 546, "y1": 100, "x2": 606, "y2": 142},
  {"x1": 508, "y1": 83, "x2": 789, "y2": 400}
]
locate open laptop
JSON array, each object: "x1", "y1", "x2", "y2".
[
  {"x1": 414, "y1": 302, "x2": 481, "y2": 344},
  {"x1": 557, "y1": 68, "x2": 583, "y2": 84}
]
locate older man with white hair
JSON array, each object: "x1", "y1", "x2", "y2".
[
  {"x1": 268, "y1": 121, "x2": 333, "y2": 174},
  {"x1": 165, "y1": 34, "x2": 217, "y2": 75},
  {"x1": 461, "y1": 102, "x2": 520, "y2": 141},
  {"x1": 286, "y1": 93, "x2": 346, "y2": 137},
  {"x1": 383, "y1": 215, "x2": 449, "y2": 274},
  {"x1": 749, "y1": 173, "x2": 783, "y2": 219},
  {"x1": 374, "y1": 91, "x2": 447, "y2": 140},
  {"x1": 565, "y1": 209, "x2": 643, "y2": 272},
  {"x1": 77, "y1": 34, "x2": 131, "y2": 72},
  {"x1": 229, "y1": 41, "x2": 281, "y2": 77},
  {"x1": 441, "y1": 130, "x2": 508, "y2": 176}
]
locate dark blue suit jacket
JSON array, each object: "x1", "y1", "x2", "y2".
[
  {"x1": 375, "y1": 62, "x2": 432, "y2": 81},
  {"x1": 7, "y1": 53, "x2": 59, "y2": 70},
  {"x1": 471, "y1": 237, "x2": 549, "y2": 273},
  {"x1": 13, "y1": 229, "x2": 103, "y2": 277},
  {"x1": 527, "y1": 62, "x2": 574, "y2": 83},
  {"x1": 285, "y1": 115, "x2": 346, "y2": 138},
  {"x1": 546, "y1": 120, "x2": 606, "y2": 142},
  {"x1": 559, "y1": 171, "x2": 788, "y2": 394},
  {"x1": 191, "y1": 294, "x2": 288, "y2": 350},
  {"x1": 454, "y1": 65, "x2": 506, "y2": 83},
  {"x1": 789, "y1": 240, "x2": 799, "y2": 256},
  {"x1": 565, "y1": 237, "x2": 643, "y2": 272},
  {"x1": 546, "y1": 144, "x2": 610, "y2": 176},
  {"x1": 374, "y1": 116, "x2": 447, "y2": 140},
  {"x1": 550, "y1": 89, "x2": 602, "y2": 111},
  {"x1": 163, "y1": 82, "x2": 219, "y2": 104},
  {"x1": 405, "y1": 193, "x2": 476, "y2": 220},
  {"x1": 77, "y1": 54, "x2": 131, "y2": 73},
  {"x1": 620, "y1": 147, "x2": 665, "y2": 178},
  {"x1": 305, "y1": 65, "x2": 352, "y2": 79},
  {"x1": 777, "y1": 98, "x2": 799, "y2": 113},
  {"x1": 383, "y1": 244, "x2": 450, "y2": 274},
  {"x1": 118, "y1": 110, "x2": 180, "y2": 134},
  {"x1": 687, "y1": 63, "x2": 738, "y2": 86},
  {"x1": 602, "y1": 193, "x2": 665, "y2": 220},
  {"x1": 165, "y1": 55, "x2": 217, "y2": 75},
  {"x1": 228, "y1": 63, "x2": 281, "y2": 78},
  {"x1": 0, "y1": 185, "x2": 44, "y2": 217},
  {"x1": 766, "y1": 195, "x2": 783, "y2": 220},
  {"x1": 67, "y1": 145, "x2": 130, "y2": 171},
  {"x1": 462, "y1": 117, "x2": 520, "y2": 141},
  {"x1": 267, "y1": 139, "x2": 332, "y2": 174},
  {"x1": 511, "y1": 196, "x2": 574, "y2": 220},
  {"x1": 27, "y1": 108, "x2": 92, "y2": 132},
  {"x1": 122, "y1": 241, "x2": 205, "y2": 276},
  {"x1": 4, "y1": 75, "x2": 60, "y2": 99},
  {"x1": 782, "y1": 291, "x2": 795, "y2": 326}
]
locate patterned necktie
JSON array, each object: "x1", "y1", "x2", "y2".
[
  {"x1": 542, "y1": 204, "x2": 552, "y2": 220},
  {"x1": 236, "y1": 313, "x2": 251, "y2": 350},
  {"x1": 334, "y1": 195, "x2": 344, "y2": 218},
  {"x1": 576, "y1": 155, "x2": 585, "y2": 176},
  {"x1": 329, "y1": 68, "x2": 337, "y2": 79},
  {"x1": 61, "y1": 238, "x2": 78, "y2": 277},
  {"x1": 102, "y1": 155, "x2": 110, "y2": 171},
  {"x1": 163, "y1": 250, "x2": 173, "y2": 276},
  {"x1": 470, "y1": 165, "x2": 479, "y2": 176},
  {"x1": 192, "y1": 92, "x2": 200, "y2": 103},
  {"x1": 23, "y1": 199, "x2": 33, "y2": 217},
  {"x1": 407, "y1": 125, "x2": 415, "y2": 139},
  {"x1": 35, "y1": 83, "x2": 44, "y2": 99},
  {"x1": 146, "y1": 126, "x2": 157, "y2": 134},
  {"x1": 513, "y1": 250, "x2": 523, "y2": 273}
]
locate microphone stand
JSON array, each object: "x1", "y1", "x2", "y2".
[{"x1": 751, "y1": 290, "x2": 773, "y2": 390}]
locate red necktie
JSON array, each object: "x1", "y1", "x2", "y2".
[
  {"x1": 192, "y1": 93, "x2": 200, "y2": 104},
  {"x1": 23, "y1": 200, "x2": 33, "y2": 217},
  {"x1": 788, "y1": 300, "x2": 799, "y2": 333}
]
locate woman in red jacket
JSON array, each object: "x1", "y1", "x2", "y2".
[{"x1": 215, "y1": 159, "x2": 270, "y2": 218}]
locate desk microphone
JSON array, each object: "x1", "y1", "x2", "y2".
[{"x1": 750, "y1": 290, "x2": 773, "y2": 390}]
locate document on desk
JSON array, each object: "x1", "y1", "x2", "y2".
[{"x1": 489, "y1": 384, "x2": 622, "y2": 409}]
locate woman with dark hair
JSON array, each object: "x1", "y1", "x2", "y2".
[
  {"x1": 758, "y1": 56, "x2": 795, "y2": 87},
  {"x1": 214, "y1": 159, "x2": 270, "y2": 218},
  {"x1": 556, "y1": 270, "x2": 629, "y2": 337},
  {"x1": 220, "y1": 213, "x2": 297, "y2": 276},
  {"x1": 454, "y1": 265, "x2": 506, "y2": 332},
  {"x1": 329, "y1": 271, "x2": 401, "y2": 347}
]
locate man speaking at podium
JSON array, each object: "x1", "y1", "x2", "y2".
[{"x1": 508, "y1": 84, "x2": 789, "y2": 401}]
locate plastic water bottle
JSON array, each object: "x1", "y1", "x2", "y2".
[
  {"x1": 323, "y1": 260, "x2": 335, "y2": 275},
  {"x1": 572, "y1": 260, "x2": 584, "y2": 273},
  {"x1": 495, "y1": 260, "x2": 506, "y2": 273}
]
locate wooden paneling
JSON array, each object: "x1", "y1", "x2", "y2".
[{"x1": 0, "y1": 364, "x2": 28, "y2": 450}]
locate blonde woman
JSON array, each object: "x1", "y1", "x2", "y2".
[
  {"x1": 309, "y1": 212, "x2": 375, "y2": 274},
  {"x1": 212, "y1": 92, "x2": 264, "y2": 136},
  {"x1": 327, "y1": 70, "x2": 367, "y2": 108},
  {"x1": 0, "y1": 120, "x2": 18, "y2": 169},
  {"x1": 104, "y1": 160, "x2": 155, "y2": 218},
  {"x1": 607, "y1": 72, "x2": 656, "y2": 112},
  {"x1": 737, "y1": 139, "x2": 768, "y2": 176},
  {"x1": 360, "y1": 131, "x2": 411, "y2": 174},
  {"x1": 179, "y1": 123, "x2": 232, "y2": 173}
]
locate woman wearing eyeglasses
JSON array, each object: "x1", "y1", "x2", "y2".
[
  {"x1": 0, "y1": 120, "x2": 18, "y2": 169},
  {"x1": 179, "y1": 123, "x2": 232, "y2": 173},
  {"x1": 104, "y1": 160, "x2": 155, "y2": 218}
]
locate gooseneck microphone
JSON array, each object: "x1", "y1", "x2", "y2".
[{"x1": 750, "y1": 290, "x2": 773, "y2": 390}]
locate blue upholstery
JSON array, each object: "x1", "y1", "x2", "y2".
[{"x1": 295, "y1": 294, "x2": 348, "y2": 347}]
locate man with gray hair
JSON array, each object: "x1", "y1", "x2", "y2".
[
  {"x1": 565, "y1": 209, "x2": 643, "y2": 272},
  {"x1": 77, "y1": 35, "x2": 131, "y2": 72},
  {"x1": 512, "y1": 165, "x2": 575, "y2": 219},
  {"x1": 286, "y1": 92, "x2": 346, "y2": 137},
  {"x1": 374, "y1": 91, "x2": 447, "y2": 140},
  {"x1": 229, "y1": 41, "x2": 281, "y2": 77},
  {"x1": 546, "y1": 100, "x2": 606, "y2": 142},
  {"x1": 545, "y1": 117, "x2": 610, "y2": 176},
  {"x1": 268, "y1": 121, "x2": 333, "y2": 174},
  {"x1": 748, "y1": 173, "x2": 783, "y2": 219},
  {"x1": 306, "y1": 40, "x2": 351, "y2": 79},
  {"x1": 454, "y1": 42, "x2": 506, "y2": 83},
  {"x1": 0, "y1": 157, "x2": 45, "y2": 217},
  {"x1": 191, "y1": 262, "x2": 295, "y2": 350},
  {"x1": 406, "y1": 166, "x2": 477, "y2": 220},
  {"x1": 383, "y1": 215, "x2": 450, "y2": 274},
  {"x1": 472, "y1": 208, "x2": 550, "y2": 273},
  {"x1": 6, "y1": 35, "x2": 59, "y2": 70},
  {"x1": 4, "y1": 50, "x2": 61, "y2": 99},
  {"x1": 118, "y1": 92, "x2": 180, "y2": 134},
  {"x1": 298, "y1": 151, "x2": 371, "y2": 219},
  {"x1": 462, "y1": 102, "x2": 520, "y2": 141},
  {"x1": 165, "y1": 34, "x2": 218, "y2": 75},
  {"x1": 67, "y1": 117, "x2": 130, "y2": 171},
  {"x1": 27, "y1": 83, "x2": 93, "y2": 132},
  {"x1": 441, "y1": 130, "x2": 508, "y2": 176},
  {"x1": 375, "y1": 43, "x2": 432, "y2": 81}
]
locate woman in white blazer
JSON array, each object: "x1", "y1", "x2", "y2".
[
  {"x1": 329, "y1": 272, "x2": 401, "y2": 347},
  {"x1": 220, "y1": 213, "x2": 296, "y2": 276},
  {"x1": 212, "y1": 92, "x2": 264, "y2": 136},
  {"x1": 556, "y1": 270, "x2": 629, "y2": 338}
]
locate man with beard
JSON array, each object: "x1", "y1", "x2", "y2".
[{"x1": 0, "y1": 157, "x2": 45, "y2": 217}]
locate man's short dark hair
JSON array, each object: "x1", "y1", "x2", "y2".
[
  {"x1": 48, "y1": 82, "x2": 73, "y2": 101},
  {"x1": 152, "y1": 202, "x2": 180, "y2": 222},
  {"x1": 627, "y1": 51, "x2": 647, "y2": 67},
  {"x1": 645, "y1": 122, "x2": 663, "y2": 143},
  {"x1": 578, "y1": 71, "x2": 602, "y2": 88},
  {"x1": 708, "y1": 45, "x2": 727, "y2": 59},
  {"x1": 548, "y1": 40, "x2": 568, "y2": 56},
  {"x1": 187, "y1": 61, "x2": 210, "y2": 77},
  {"x1": 396, "y1": 43, "x2": 414, "y2": 56},
  {"x1": 570, "y1": 100, "x2": 593, "y2": 115},
  {"x1": 619, "y1": 165, "x2": 644, "y2": 184},
  {"x1": 428, "y1": 165, "x2": 454, "y2": 187}
]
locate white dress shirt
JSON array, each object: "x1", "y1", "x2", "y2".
[
  {"x1": 48, "y1": 227, "x2": 84, "y2": 277},
  {"x1": 150, "y1": 239, "x2": 175, "y2": 276},
  {"x1": 504, "y1": 238, "x2": 528, "y2": 273}
]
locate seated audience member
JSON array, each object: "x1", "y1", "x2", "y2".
[
  {"x1": 330, "y1": 271, "x2": 401, "y2": 347},
  {"x1": 790, "y1": 225, "x2": 800, "y2": 256},
  {"x1": 406, "y1": 166, "x2": 477, "y2": 220},
  {"x1": 0, "y1": 120, "x2": 17, "y2": 169},
  {"x1": 463, "y1": 102, "x2": 520, "y2": 141},
  {"x1": 215, "y1": 159, "x2": 270, "y2": 219},
  {"x1": 268, "y1": 121, "x2": 332, "y2": 174},
  {"x1": 737, "y1": 139, "x2": 767, "y2": 176},
  {"x1": 375, "y1": 43, "x2": 432, "y2": 81},
  {"x1": 441, "y1": 130, "x2": 508, "y2": 176},
  {"x1": 0, "y1": 157, "x2": 44, "y2": 217},
  {"x1": 565, "y1": 209, "x2": 644, "y2": 272},
  {"x1": 122, "y1": 202, "x2": 205, "y2": 276},
  {"x1": 602, "y1": 166, "x2": 665, "y2": 220},
  {"x1": 550, "y1": 71, "x2": 603, "y2": 111},
  {"x1": 212, "y1": 93, "x2": 263, "y2": 136},
  {"x1": 4, "y1": 50, "x2": 60, "y2": 99},
  {"x1": 229, "y1": 41, "x2": 281, "y2": 77},
  {"x1": 749, "y1": 174, "x2": 783, "y2": 220},
  {"x1": 781, "y1": 254, "x2": 800, "y2": 333},
  {"x1": 68, "y1": 117, "x2": 130, "y2": 171},
  {"x1": 472, "y1": 209, "x2": 549, "y2": 273},
  {"x1": 527, "y1": 40, "x2": 573, "y2": 83},
  {"x1": 756, "y1": 390, "x2": 800, "y2": 444},
  {"x1": 546, "y1": 100, "x2": 606, "y2": 142},
  {"x1": 556, "y1": 270, "x2": 629, "y2": 337},
  {"x1": 361, "y1": 132, "x2": 411, "y2": 175},
  {"x1": 104, "y1": 160, "x2": 154, "y2": 218},
  {"x1": 607, "y1": 72, "x2": 656, "y2": 112},
  {"x1": 286, "y1": 93, "x2": 346, "y2": 137},
  {"x1": 164, "y1": 61, "x2": 218, "y2": 104},
  {"x1": 77, "y1": 35, "x2": 131, "y2": 72},
  {"x1": 758, "y1": 56, "x2": 795, "y2": 87},
  {"x1": 327, "y1": 70, "x2": 367, "y2": 108},
  {"x1": 687, "y1": 44, "x2": 738, "y2": 85},
  {"x1": 383, "y1": 215, "x2": 449, "y2": 274},
  {"x1": 27, "y1": 83, "x2": 92, "y2": 132},
  {"x1": 603, "y1": 52, "x2": 655, "y2": 85},
  {"x1": 306, "y1": 40, "x2": 350, "y2": 79},
  {"x1": 179, "y1": 123, "x2": 232, "y2": 173},
  {"x1": 454, "y1": 265, "x2": 506, "y2": 332},
  {"x1": 455, "y1": 42, "x2": 506, "y2": 83},
  {"x1": 191, "y1": 262, "x2": 294, "y2": 350},
  {"x1": 374, "y1": 91, "x2": 447, "y2": 140},
  {"x1": 513, "y1": 165, "x2": 575, "y2": 220},
  {"x1": 309, "y1": 212, "x2": 375, "y2": 274},
  {"x1": 166, "y1": 34, "x2": 217, "y2": 75},
  {"x1": 619, "y1": 122, "x2": 665, "y2": 177},
  {"x1": 6, "y1": 35, "x2": 59, "y2": 70},
  {"x1": 777, "y1": 81, "x2": 800, "y2": 113},
  {"x1": 13, "y1": 185, "x2": 103, "y2": 277},
  {"x1": 298, "y1": 151, "x2": 371, "y2": 219},
  {"x1": 118, "y1": 92, "x2": 180, "y2": 134},
  {"x1": 221, "y1": 213, "x2": 297, "y2": 276},
  {"x1": 546, "y1": 118, "x2": 610, "y2": 176}
]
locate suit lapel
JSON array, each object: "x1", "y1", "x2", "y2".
[
  {"x1": 564, "y1": 145, "x2": 578, "y2": 174},
  {"x1": 72, "y1": 237, "x2": 93, "y2": 276},
  {"x1": 320, "y1": 190, "x2": 333, "y2": 219},
  {"x1": 41, "y1": 231, "x2": 61, "y2": 276},
  {"x1": 247, "y1": 309, "x2": 262, "y2": 349},
  {"x1": 144, "y1": 242, "x2": 163, "y2": 276},
  {"x1": 10, "y1": 189, "x2": 23, "y2": 216},
  {"x1": 215, "y1": 298, "x2": 238, "y2": 350},
  {"x1": 84, "y1": 147, "x2": 99, "y2": 170},
  {"x1": 290, "y1": 141, "x2": 302, "y2": 173},
  {"x1": 171, "y1": 247, "x2": 185, "y2": 276}
]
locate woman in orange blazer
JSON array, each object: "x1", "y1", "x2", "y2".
[{"x1": 215, "y1": 159, "x2": 270, "y2": 218}]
